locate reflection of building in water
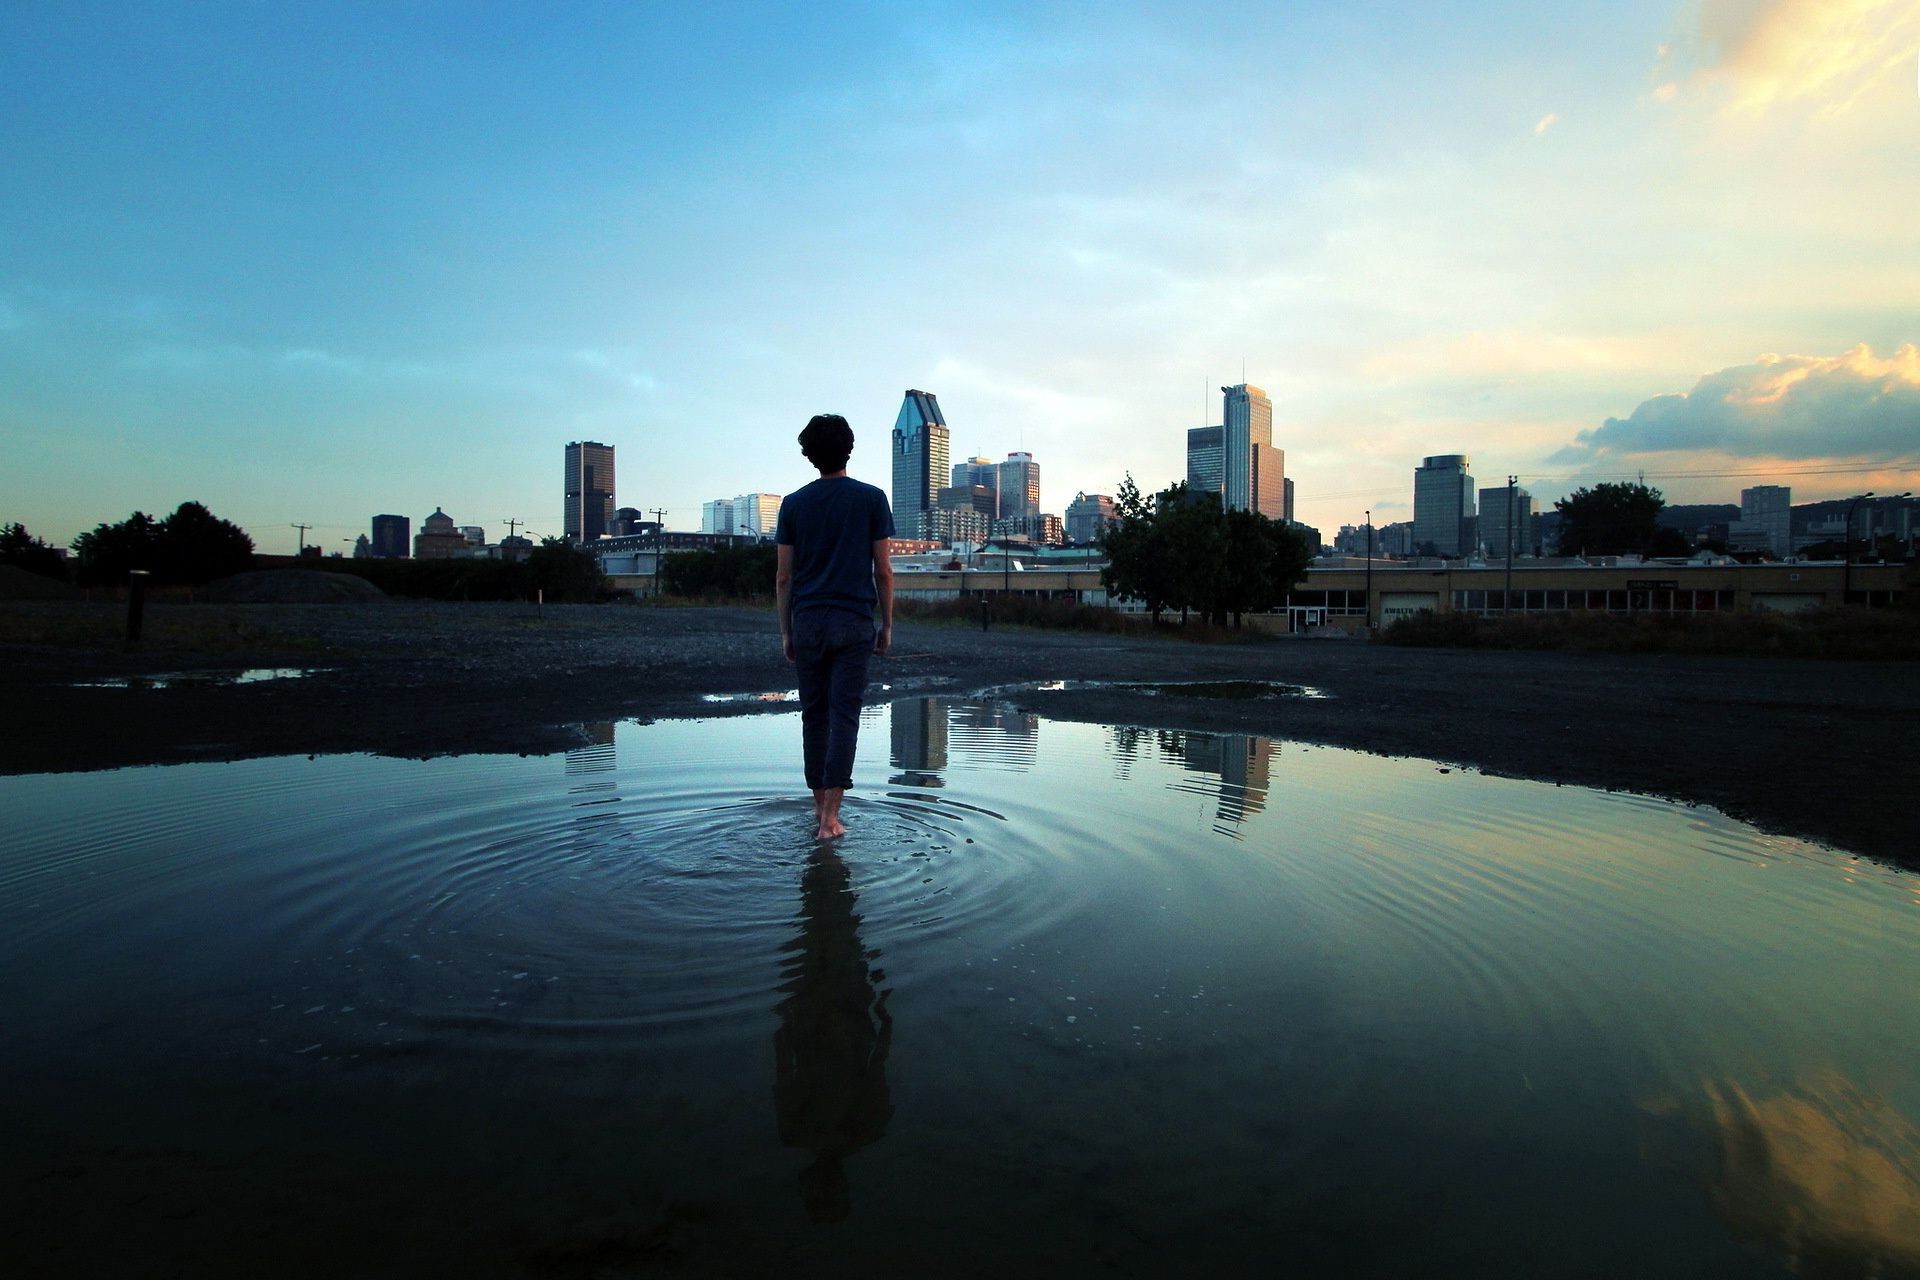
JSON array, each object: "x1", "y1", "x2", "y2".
[
  {"x1": 947, "y1": 700, "x2": 1038, "y2": 771},
  {"x1": 774, "y1": 846, "x2": 893, "y2": 1223},
  {"x1": 889, "y1": 697, "x2": 949, "y2": 778},
  {"x1": 564, "y1": 721, "x2": 617, "y2": 776},
  {"x1": 1696, "y1": 1073, "x2": 1920, "y2": 1274},
  {"x1": 1159, "y1": 730, "x2": 1274, "y2": 833}
]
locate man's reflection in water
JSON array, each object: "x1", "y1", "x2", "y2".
[{"x1": 774, "y1": 843, "x2": 893, "y2": 1222}]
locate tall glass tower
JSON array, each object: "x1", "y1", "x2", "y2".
[
  {"x1": 891, "y1": 390, "x2": 950, "y2": 540},
  {"x1": 565, "y1": 440, "x2": 615, "y2": 543},
  {"x1": 998, "y1": 452, "x2": 1040, "y2": 519},
  {"x1": 1221, "y1": 384, "x2": 1284, "y2": 518},
  {"x1": 1413, "y1": 454, "x2": 1475, "y2": 557}
]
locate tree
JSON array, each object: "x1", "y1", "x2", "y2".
[
  {"x1": 0, "y1": 523, "x2": 68, "y2": 580},
  {"x1": 1100, "y1": 476, "x2": 1311, "y2": 626},
  {"x1": 70, "y1": 510, "x2": 162, "y2": 586},
  {"x1": 1554, "y1": 482, "x2": 1667, "y2": 557},
  {"x1": 156, "y1": 501, "x2": 254, "y2": 584},
  {"x1": 70, "y1": 502, "x2": 255, "y2": 586},
  {"x1": 527, "y1": 536, "x2": 606, "y2": 601}
]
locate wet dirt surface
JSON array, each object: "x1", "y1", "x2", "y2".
[{"x1": 3, "y1": 600, "x2": 1913, "y2": 868}]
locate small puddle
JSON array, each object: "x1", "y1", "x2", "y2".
[
  {"x1": 1011, "y1": 678, "x2": 1327, "y2": 700},
  {"x1": 72, "y1": 668, "x2": 322, "y2": 690}
]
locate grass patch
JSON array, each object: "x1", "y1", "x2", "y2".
[{"x1": 1377, "y1": 607, "x2": 1920, "y2": 660}]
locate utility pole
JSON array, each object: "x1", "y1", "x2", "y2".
[
  {"x1": 505, "y1": 518, "x2": 523, "y2": 539},
  {"x1": 650, "y1": 508, "x2": 667, "y2": 598},
  {"x1": 291, "y1": 522, "x2": 311, "y2": 554},
  {"x1": 1364, "y1": 508, "x2": 1373, "y2": 631},
  {"x1": 1505, "y1": 475, "x2": 1516, "y2": 614}
]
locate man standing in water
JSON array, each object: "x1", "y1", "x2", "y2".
[{"x1": 776, "y1": 414, "x2": 895, "y2": 839}]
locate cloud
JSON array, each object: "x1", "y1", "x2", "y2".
[
  {"x1": 1533, "y1": 112, "x2": 1559, "y2": 135},
  {"x1": 1682, "y1": 0, "x2": 1920, "y2": 117},
  {"x1": 1551, "y1": 344, "x2": 1920, "y2": 463}
]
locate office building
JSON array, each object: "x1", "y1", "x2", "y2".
[
  {"x1": 1221, "y1": 384, "x2": 1284, "y2": 518},
  {"x1": 1414, "y1": 455, "x2": 1476, "y2": 558},
  {"x1": 1284, "y1": 477, "x2": 1295, "y2": 523},
  {"x1": 609, "y1": 507, "x2": 645, "y2": 537},
  {"x1": 950, "y1": 456, "x2": 1001, "y2": 517},
  {"x1": 1730, "y1": 485, "x2": 1791, "y2": 556},
  {"x1": 732, "y1": 493, "x2": 782, "y2": 537},
  {"x1": 892, "y1": 389, "x2": 951, "y2": 541},
  {"x1": 370, "y1": 514, "x2": 410, "y2": 559},
  {"x1": 414, "y1": 507, "x2": 469, "y2": 560},
  {"x1": 1478, "y1": 483, "x2": 1535, "y2": 560},
  {"x1": 459, "y1": 525, "x2": 486, "y2": 546},
  {"x1": 1186, "y1": 426, "x2": 1224, "y2": 497},
  {"x1": 564, "y1": 440, "x2": 616, "y2": 543},
  {"x1": 999, "y1": 452, "x2": 1040, "y2": 519},
  {"x1": 1064, "y1": 492, "x2": 1118, "y2": 544},
  {"x1": 701, "y1": 499, "x2": 734, "y2": 535}
]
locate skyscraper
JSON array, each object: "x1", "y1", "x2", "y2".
[
  {"x1": 1186, "y1": 425, "x2": 1224, "y2": 497},
  {"x1": 892, "y1": 389, "x2": 951, "y2": 540},
  {"x1": 1414, "y1": 455, "x2": 1476, "y2": 557},
  {"x1": 1734, "y1": 484, "x2": 1791, "y2": 555},
  {"x1": 950, "y1": 456, "x2": 1000, "y2": 517},
  {"x1": 565, "y1": 440, "x2": 615, "y2": 543},
  {"x1": 998, "y1": 452, "x2": 1040, "y2": 519},
  {"x1": 370, "y1": 513, "x2": 409, "y2": 559},
  {"x1": 1221, "y1": 384, "x2": 1284, "y2": 519},
  {"x1": 1478, "y1": 482, "x2": 1534, "y2": 560},
  {"x1": 732, "y1": 493, "x2": 783, "y2": 537}
]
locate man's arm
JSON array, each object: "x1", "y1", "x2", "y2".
[
  {"x1": 871, "y1": 539, "x2": 894, "y2": 656},
  {"x1": 776, "y1": 544, "x2": 796, "y2": 663}
]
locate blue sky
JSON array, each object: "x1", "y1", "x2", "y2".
[{"x1": 4, "y1": 0, "x2": 1917, "y2": 554}]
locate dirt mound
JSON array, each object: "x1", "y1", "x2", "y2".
[
  {"x1": 0, "y1": 564, "x2": 78, "y2": 601},
  {"x1": 198, "y1": 570, "x2": 386, "y2": 603}
]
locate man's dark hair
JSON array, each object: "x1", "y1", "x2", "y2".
[{"x1": 798, "y1": 414, "x2": 854, "y2": 472}]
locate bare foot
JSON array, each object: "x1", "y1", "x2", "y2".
[{"x1": 815, "y1": 815, "x2": 846, "y2": 840}]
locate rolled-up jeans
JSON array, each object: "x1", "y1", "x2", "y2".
[{"x1": 791, "y1": 606, "x2": 876, "y2": 791}]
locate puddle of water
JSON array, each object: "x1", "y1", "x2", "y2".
[
  {"x1": 2, "y1": 697, "x2": 1916, "y2": 1277},
  {"x1": 1013, "y1": 678, "x2": 1329, "y2": 700},
  {"x1": 699, "y1": 689, "x2": 800, "y2": 704},
  {"x1": 72, "y1": 667, "x2": 320, "y2": 689}
]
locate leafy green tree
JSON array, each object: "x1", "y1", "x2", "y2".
[
  {"x1": 1101, "y1": 475, "x2": 1179, "y2": 622},
  {"x1": 156, "y1": 501, "x2": 254, "y2": 584},
  {"x1": 659, "y1": 544, "x2": 779, "y2": 599},
  {"x1": 1554, "y1": 482, "x2": 1667, "y2": 557},
  {"x1": 1100, "y1": 476, "x2": 1311, "y2": 626},
  {"x1": 527, "y1": 536, "x2": 607, "y2": 601},
  {"x1": 0, "y1": 523, "x2": 69, "y2": 580},
  {"x1": 70, "y1": 503, "x2": 255, "y2": 586},
  {"x1": 71, "y1": 510, "x2": 162, "y2": 586}
]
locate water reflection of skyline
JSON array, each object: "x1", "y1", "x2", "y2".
[
  {"x1": 890, "y1": 696, "x2": 1039, "y2": 785},
  {"x1": 1107, "y1": 724, "x2": 1275, "y2": 837}
]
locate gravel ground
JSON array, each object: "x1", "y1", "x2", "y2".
[{"x1": 3, "y1": 599, "x2": 1914, "y2": 868}]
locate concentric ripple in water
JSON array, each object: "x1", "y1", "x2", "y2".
[{"x1": 3, "y1": 698, "x2": 1918, "y2": 1279}]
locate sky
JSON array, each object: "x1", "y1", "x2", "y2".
[{"x1": 3, "y1": 0, "x2": 1917, "y2": 555}]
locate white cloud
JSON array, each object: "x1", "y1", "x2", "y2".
[
  {"x1": 1680, "y1": 0, "x2": 1920, "y2": 117},
  {"x1": 1551, "y1": 343, "x2": 1920, "y2": 462},
  {"x1": 1533, "y1": 112, "x2": 1560, "y2": 135}
]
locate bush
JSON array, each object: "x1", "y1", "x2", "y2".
[
  {"x1": 659, "y1": 544, "x2": 778, "y2": 601},
  {"x1": 1377, "y1": 607, "x2": 1920, "y2": 660},
  {"x1": 896, "y1": 595, "x2": 1262, "y2": 642}
]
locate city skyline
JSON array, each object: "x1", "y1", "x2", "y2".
[{"x1": 3, "y1": 2, "x2": 1917, "y2": 555}]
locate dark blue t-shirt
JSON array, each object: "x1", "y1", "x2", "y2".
[{"x1": 776, "y1": 476, "x2": 895, "y2": 618}]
